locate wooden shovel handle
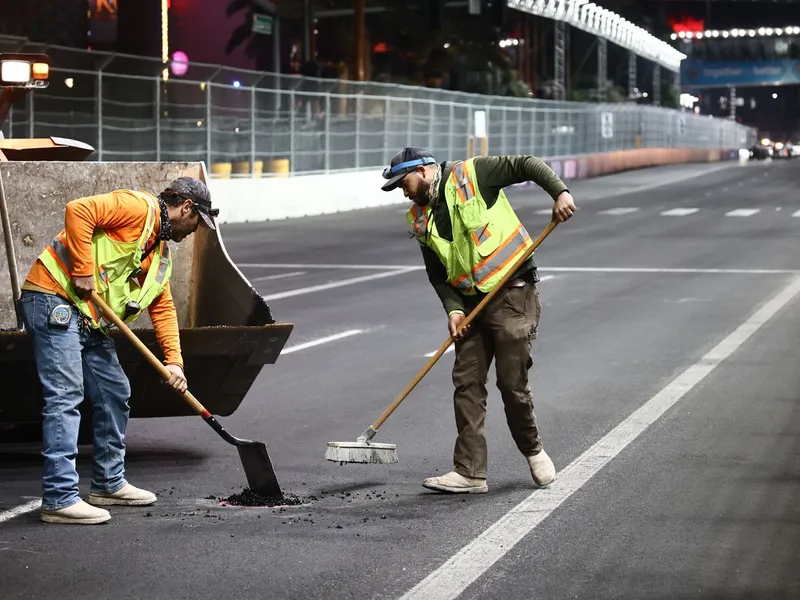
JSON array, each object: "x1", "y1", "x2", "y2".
[
  {"x1": 370, "y1": 219, "x2": 558, "y2": 431},
  {"x1": 89, "y1": 291, "x2": 208, "y2": 417}
]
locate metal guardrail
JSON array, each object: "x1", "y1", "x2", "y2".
[{"x1": 1, "y1": 36, "x2": 757, "y2": 177}]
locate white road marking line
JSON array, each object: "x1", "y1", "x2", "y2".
[
  {"x1": 792, "y1": 210, "x2": 800, "y2": 217},
  {"x1": 538, "y1": 275, "x2": 555, "y2": 282},
  {"x1": 425, "y1": 345, "x2": 454, "y2": 358},
  {"x1": 240, "y1": 263, "x2": 420, "y2": 271},
  {"x1": 726, "y1": 208, "x2": 760, "y2": 217},
  {"x1": 398, "y1": 275, "x2": 800, "y2": 600},
  {"x1": 280, "y1": 330, "x2": 364, "y2": 355},
  {"x1": 534, "y1": 209, "x2": 552, "y2": 215},
  {"x1": 261, "y1": 267, "x2": 419, "y2": 301},
  {"x1": 661, "y1": 208, "x2": 699, "y2": 216},
  {"x1": 250, "y1": 271, "x2": 306, "y2": 282},
  {"x1": 598, "y1": 207, "x2": 639, "y2": 215},
  {"x1": 247, "y1": 265, "x2": 799, "y2": 277},
  {"x1": 664, "y1": 297, "x2": 710, "y2": 304},
  {"x1": 539, "y1": 267, "x2": 800, "y2": 274},
  {"x1": 0, "y1": 499, "x2": 41, "y2": 524}
]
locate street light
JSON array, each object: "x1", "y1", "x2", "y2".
[{"x1": 0, "y1": 53, "x2": 50, "y2": 88}]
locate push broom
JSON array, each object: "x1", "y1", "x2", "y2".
[
  {"x1": 325, "y1": 219, "x2": 559, "y2": 465},
  {"x1": 90, "y1": 291, "x2": 283, "y2": 498}
]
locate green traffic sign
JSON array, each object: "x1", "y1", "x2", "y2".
[{"x1": 252, "y1": 13, "x2": 273, "y2": 35}]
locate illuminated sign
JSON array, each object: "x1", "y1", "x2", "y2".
[
  {"x1": 90, "y1": 0, "x2": 117, "y2": 19},
  {"x1": 88, "y1": 0, "x2": 117, "y2": 46},
  {"x1": 252, "y1": 13, "x2": 274, "y2": 35},
  {"x1": 680, "y1": 59, "x2": 800, "y2": 88}
]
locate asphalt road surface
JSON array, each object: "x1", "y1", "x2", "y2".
[{"x1": 1, "y1": 159, "x2": 799, "y2": 600}]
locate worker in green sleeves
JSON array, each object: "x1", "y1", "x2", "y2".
[{"x1": 381, "y1": 147, "x2": 576, "y2": 494}]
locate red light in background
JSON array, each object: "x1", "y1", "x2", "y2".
[{"x1": 669, "y1": 16, "x2": 704, "y2": 33}]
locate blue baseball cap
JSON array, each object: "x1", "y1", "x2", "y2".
[{"x1": 381, "y1": 147, "x2": 437, "y2": 192}]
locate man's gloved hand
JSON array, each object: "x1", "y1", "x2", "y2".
[
  {"x1": 448, "y1": 311, "x2": 470, "y2": 341},
  {"x1": 71, "y1": 275, "x2": 95, "y2": 299},
  {"x1": 164, "y1": 364, "x2": 188, "y2": 394}
]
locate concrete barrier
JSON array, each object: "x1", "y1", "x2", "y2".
[{"x1": 209, "y1": 147, "x2": 741, "y2": 224}]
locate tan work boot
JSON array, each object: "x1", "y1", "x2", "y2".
[
  {"x1": 40, "y1": 500, "x2": 111, "y2": 525},
  {"x1": 87, "y1": 483, "x2": 157, "y2": 506},
  {"x1": 422, "y1": 471, "x2": 488, "y2": 494},
  {"x1": 526, "y1": 450, "x2": 556, "y2": 487}
]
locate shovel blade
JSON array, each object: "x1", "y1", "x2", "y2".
[{"x1": 237, "y1": 441, "x2": 282, "y2": 498}]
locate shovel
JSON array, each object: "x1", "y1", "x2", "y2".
[{"x1": 89, "y1": 290, "x2": 282, "y2": 499}]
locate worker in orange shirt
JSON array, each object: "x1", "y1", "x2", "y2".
[{"x1": 19, "y1": 176, "x2": 218, "y2": 525}]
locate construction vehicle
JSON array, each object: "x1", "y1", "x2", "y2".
[{"x1": 0, "y1": 53, "x2": 293, "y2": 439}]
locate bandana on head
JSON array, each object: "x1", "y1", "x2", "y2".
[{"x1": 156, "y1": 194, "x2": 173, "y2": 241}]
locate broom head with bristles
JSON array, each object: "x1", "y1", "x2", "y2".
[{"x1": 325, "y1": 441, "x2": 399, "y2": 464}]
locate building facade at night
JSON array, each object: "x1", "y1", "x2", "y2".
[{"x1": 0, "y1": 0, "x2": 277, "y2": 72}]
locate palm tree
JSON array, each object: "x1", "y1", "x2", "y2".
[{"x1": 225, "y1": 0, "x2": 263, "y2": 62}]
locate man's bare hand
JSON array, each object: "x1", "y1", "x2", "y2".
[
  {"x1": 71, "y1": 275, "x2": 95, "y2": 299},
  {"x1": 164, "y1": 364, "x2": 188, "y2": 394},
  {"x1": 552, "y1": 191, "x2": 577, "y2": 223},
  {"x1": 448, "y1": 312, "x2": 470, "y2": 340}
]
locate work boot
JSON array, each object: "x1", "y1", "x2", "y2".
[
  {"x1": 526, "y1": 450, "x2": 556, "y2": 487},
  {"x1": 422, "y1": 471, "x2": 488, "y2": 494},
  {"x1": 87, "y1": 483, "x2": 157, "y2": 507},
  {"x1": 40, "y1": 500, "x2": 111, "y2": 525}
]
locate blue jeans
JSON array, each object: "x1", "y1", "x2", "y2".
[{"x1": 19, "y1": 290, "x2": 131, "y2": 511}]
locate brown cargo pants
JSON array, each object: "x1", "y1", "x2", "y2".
[{"x1": 451, "y1": 280, "x2": 543, "y2": 479}]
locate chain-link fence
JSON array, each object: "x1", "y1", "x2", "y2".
[{"x1": 1, "y1": 36, "x2": 757, "y2": 177}]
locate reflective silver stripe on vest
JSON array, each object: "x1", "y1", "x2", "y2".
[
  {"x1": 453, "y1": 277, "x2": 473, "y2": 290},
  {"x1": 140, "y1": 198, "x2": 158, "y2": 253},
  {"x1": 50, "y1": 237, "x2": 74, "y2": 272},
  {"x1": 472, "y1": 225, "x2": 531, "y2": 285},
  {"x1": 155, "y1": 244, "x2": 170, "y2": 284},
  {"x1": 473, "y1": 225, "x2": 490, "y2": 244},
  {"x1": 412, "y1": 206, "x2": 428, "y2": 236},
  {"x1": 453, "y1": 163, "x2": 490, "y2": 245},
  {"x1": 453, "y1": 162, "x2": 473, "y2": 201}
]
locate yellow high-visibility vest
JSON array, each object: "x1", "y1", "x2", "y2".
[
  {"x1": 406, "y1": 158, "x2": 533, "y2": 295},
  {"x1": 37, "y1": 191, "x2": 172, "y2": 330}
]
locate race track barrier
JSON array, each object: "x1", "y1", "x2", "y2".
[{"x1": 209, "y1": 147, "x2": 742, "y2": 224}]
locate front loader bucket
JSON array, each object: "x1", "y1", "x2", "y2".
[{"x1": 0, "y1": 160, "x2": 293, "y2": 427}]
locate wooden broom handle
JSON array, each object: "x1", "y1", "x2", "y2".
[
  {"x1": 89, "y1": 291, "x2": 208, "y2": 417},
  {"x1": 370, "y1": 219, "x2": 558, "y2": 431}
]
